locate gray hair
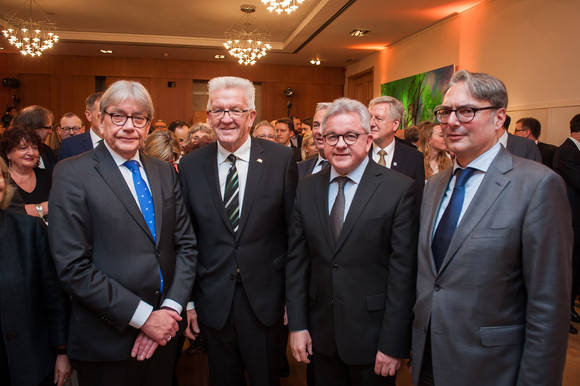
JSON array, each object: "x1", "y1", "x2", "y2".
[
  {"x1": 99, "y1": 80, "x2": 154, "y2": 119},
  {"x1": 368, "y1": 96, "x2": 404, "y2": 121},
  {"x1": 207, "y1": 76, "x2": 256, "y2": 111},
  {"x1": 321, "y1": 98, "x2": 371, "y2": 135},
  {"x1": 189, "y1": 122, "x2": 215, "y2": 139},
  {"x1": 445, "y1": 70, "x2": 508, "y2": 108},
  {"x1": 315, "y1": 102, "x2": 331, "y2": 113}
]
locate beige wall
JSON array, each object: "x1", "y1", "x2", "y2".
[{"x1": 346, "y1": 0, "x2": 580, "y2": 146}]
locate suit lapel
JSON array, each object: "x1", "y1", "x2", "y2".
[
  {"x1": 315, "y1": 167, "x2": 335, "y2": 249},
  {"x1": 438, "y1": 148, "x2": 512, "y2": 274},
  {"x1": 141, "y1": 153, "x2": 162, "y2": 245},
  {"x1": 238, "y1": 138, "x2": 264, "y2": 239},
  {"x1": 201, "y1": 143, "x2": 235, "y2": 235},
  {"x1": 93, "y1": 144, "x2": 153, "y2": 241}
]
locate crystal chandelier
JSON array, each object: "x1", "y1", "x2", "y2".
[
  {"x1": 224, "y1": 5, "x2": 271, "y2": 66},
  {"x1": 262, "y1": 0, "x2": 306, "y2": 15},
  {"x1": 2, "y1": 0, "x2": 59, "y2": 57}
]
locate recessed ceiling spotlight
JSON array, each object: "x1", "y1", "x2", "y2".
[
  {"x1": 214, "y1": 54, "x2": 225, "y2": 59},
  {"x1": 309, "y1": 59, "x2": 321, "y2": 65},
  {"x1": 349, "y1": 29, "x2": 369, "y2": 37},
  {"x1": 100, "y1": 49, "x2": 113, "y2": 54}
]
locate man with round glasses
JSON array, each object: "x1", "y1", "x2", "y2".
[
  {"x1": 412, "y1": 70, "x2": 572, "y2": 385},
  {"x1": 58, "y1": 112, "x2": 85, "y2": 140},
  {"x1": 287, "y1": 97, "x2": 419, "y2": 385}
]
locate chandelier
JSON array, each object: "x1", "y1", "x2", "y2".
[
  {"x1": 224, "y1": 5, "x2": 271, "y2": 66},
  {"x1": 262, "y1": 0, "x2": 306, "y2": 15},
  {"x1": 1, "y1": 0, "x2": 59, "y2": 57}
]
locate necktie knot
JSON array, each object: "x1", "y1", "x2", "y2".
[
  {"x1": 124, "y1": 159, "x2": 140, "y2": 173},
  {"x1": 334, "y1": 176, "x2": 349, "y2": 190},
  {"x1": 454, "y1": 167, "x2": 475, "y2": 188},
  {"x1": 378, "y1": 150, "x2": 387, "y2": 166},
  {"x1": 227, "y1": 154, "x2": 237, "y2": 165}
]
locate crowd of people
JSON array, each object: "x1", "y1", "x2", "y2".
[{"x1": 0, "y1": 70, "x2": 578, "y2": 386}]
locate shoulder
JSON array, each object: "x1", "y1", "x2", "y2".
[
  {"x1": 256, "y1": 137, "x2": 294, "y2": 157},
  {"x1": 395, "y1": 140, "x2": 423, "y2": 159}
]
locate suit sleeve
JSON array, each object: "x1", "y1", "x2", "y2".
[
  {"x1": 555, "y1": 144, "x2": 580, "y2": 193},
  {"x1": 528, "y1": 140, "x2": 542, "y2": 163},
  {"x1": 48, "y1": 161, "x2": 142, "y2": 331},
  {"x1": 378, "y1": 179, "x2": 419, "y2": 358},
  {"x1": 283, "y1": 148, "x2": 299, "y2": 236},
  {"x1": 517, "y1": 171, "x2": 572, "y2": 385}
]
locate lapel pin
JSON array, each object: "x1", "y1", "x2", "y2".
[
  {"x1": 393, "y1": 161, "x2": 398, "y2": 166},
  {"x1": 257, "y1": 158, "x2": 263, "y2": 163}
]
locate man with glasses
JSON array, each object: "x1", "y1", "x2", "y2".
[
  {"x1": 412, "y1": 70, "x2": 572, "y2": 385},
  {"x1": 514, "y1": 117, "x2": 557, "y2": 169},
  {"x1": 496, "y1": 114, "x2": 541, "y2": 162},
  {"x1": 286, "y1": 98, "x2": 419, "y2": 386},
  {"x1": 58, "y1": 112, "x2": 85, "y2": 140},
  {"x1": 179, "y1": 76, "x2": 297, "y2": 386},
  {"x1": 49, "y1": 80, "x2": 197, "y2": 386}
]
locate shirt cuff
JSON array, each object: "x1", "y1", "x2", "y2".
[
  {"x1": 161, "y1": 299, "x2": 183, "y2": 315},
  {"x1": 186, "y1": 301, "x2": 195, "y2": 310},
  {"x1": 129, "y1": 301, "x2": 154, "y2": 329}
]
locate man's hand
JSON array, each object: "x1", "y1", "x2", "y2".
[
  {"x1": 374, "y1": 350, "x2": 401, "y2": 377},
  {"x1": 184, "y1": 308, "x2": 200, "y2": 340},
  {"x1": 290, "y1": 330, "x2": 313, "y2": 363},
  {"x1": 140, "y1": 308, "x2": 181, "y2": 345},
  {"x1": 131, "y1": 331, "x2": 159, "y2": 361},
  {"x1": 53, "y1": 354, "x2": 72, "y2": 386}
]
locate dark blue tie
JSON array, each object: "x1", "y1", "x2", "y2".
[
  {"x1": 124, "y1": 160, "x2": 163, "y2": 292},
  {"x1": 432, "y1": 167, "x2": 476, "y2": 272}
]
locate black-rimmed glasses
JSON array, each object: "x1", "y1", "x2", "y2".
[
  {"x1": 60, "y1": 126, "x2": 82, "y2": 134},
  {"x1": 323, "y1": 132, "x2": 367, "y2": 146},
  {"x1": 208, "y1": 109, "x2": 248, "y2": 119},
  {"x1": 434, "y1": 106, "x2": 499, "y2": 124},
  {"x1": 105, "y1": 112, "x2": 150, "y2": 128}
]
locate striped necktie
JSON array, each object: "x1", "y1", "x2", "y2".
[{"x1": 224, "y1": 154, "x2": 240, "y2": 232}]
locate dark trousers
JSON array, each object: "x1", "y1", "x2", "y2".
[
  {"x1": 73, "y1": 338, "x2": 178, "y2": 386},
  {"x1": 571, "y1": 227, "x2": 580, "y2": 309},
  {"x1": 200, "y1": 282, "x2": 280, "y2": 386},
  {"x1": 313, "y1": 349, "x2": 396, "y2": 386}
]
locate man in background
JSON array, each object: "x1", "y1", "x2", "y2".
[{"x1": 514, "y1": 117, "x2": 557, "y2": 168}]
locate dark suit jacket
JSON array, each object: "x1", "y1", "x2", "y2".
[
  {"x1": 412, "y1": 147, "x2": 572, "y2": 385},
  {"x1": 369, "y1": 139, "x2": 425, "y2": 197},
  {"x1": 58, "y1": 131, "x2": 93, "y2": 161},
  {"x1": 39, "y1": 143, "x2": 56, "y2": 172},
  {"x1": 297, "y1": 155, "x2": 319, "y2": 180},
  {"x1": 554, "y1": 138, "x2": 580, "y2": 227},
  {"x1": 286, "y1": 161, "x2": 419, "y2": 365},
  {"x1": 0, "y1": 211, "x2": 69, "y2": 386},
  {"x1": 538, "y1": 141, "x2": 557, "y2": 170},
  {"x1": 48, "y1": 143, "x2": 197, "y2": 361},
  {"x1": 506, "y1": 132, "x2": 542, "y2": 162},
  {"x1": 179, "y1": 137, "x2": 297, "y2": 329}
]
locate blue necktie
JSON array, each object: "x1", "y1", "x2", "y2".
[
  {"x1": 124, "y1": 160, "x2": 163, "y2": 292},
  {"x1": 432, "y1": 167, "x2": 476, "y2": 272}
]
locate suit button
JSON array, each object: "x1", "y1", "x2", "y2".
[
  {"x1": 330, "y1": 300, "x2": 335, "y2": 305},
  {"x1": 332, "y1": 264, "x2": 338, "y2": 271},
  {"x1": 154, "y1": 290, "x2": 161, "y2": 295},
  {"x1": 434, "y1": 285, "x2": 441, "y2": 291}
]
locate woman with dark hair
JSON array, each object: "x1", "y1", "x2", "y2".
[
  {"x1": 0, "y1": 156, "x2": 72, "y2": 386},
  {"x1": 0, "y1": 126, "x2": 51, "y2": 223},
  {"x1": 418, "y1": 122, "x2": 452, "y2": 180}
]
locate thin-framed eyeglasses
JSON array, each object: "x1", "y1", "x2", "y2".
[
  {"x1": 434, "y1": 106, "x2": 499, "y2": 124},
  {"x1": 60, "y1": 126, "x2": 82, "y2": 134},
  {"x1": 105, "y1": 112, "x2": 150, "y2": 128},
  {"x1": 323, "y1": 132, "x2": 367, "y2": 146},
  {"x1": 208, "y1": 109, "x2": 248, "y2": 119}
]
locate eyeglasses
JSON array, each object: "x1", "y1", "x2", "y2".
[
  {"x1": 514, "y1": 128, "x2": 529, "y2": 132},
  {"x1": 208, "y1": 109, "x2": 248, "y2": 119},
  {"x1": 36, "y1": 126, "x2": 52, "y2": 131},
  {"x1": 60, "y1": 126, "x2": 82, "y2": 134},
  {"x1": 105, "y1": 112, "x2": 150, "y2": 128},
  {"x1": 434, "y1": 106, "x2": 499, "y2": 124},
  {"x1": 323, "y1": 132, "x2": 367, "y2": 146}
]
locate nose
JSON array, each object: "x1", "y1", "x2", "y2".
[{"x1": 445, "y1": 110, "x2": 461, "y2": 126}]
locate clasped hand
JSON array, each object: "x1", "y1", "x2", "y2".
[{"x1": 131, "y1": 308, "x2": 181, "y2": 361}]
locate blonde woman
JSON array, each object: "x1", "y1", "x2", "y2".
[
  {"x1": 144, "y1": 130, "x2": 181, "y2": 170},
  {"x1": 300, "y1": 132, "x2": 318, "y2": 160},
  {"x1": 418, "y1": 122, "x2": 451, "y2": 180}
]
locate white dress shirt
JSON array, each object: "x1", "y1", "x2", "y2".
[
  {"x1": 328, "y1": 157, "x2": 369, "y2": 221},
  {"x1": 372, "y1": 140, "x2": 396, "y2": 168},
  {"x1": 217, "y1": 135, "x2": 251, "y2": 218}
]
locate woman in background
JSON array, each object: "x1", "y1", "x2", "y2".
[
  {"x1": 301, "y1": 132, "x2": 318, "y2": 160},
  {"x1": 144, "y1": 129, "x2": 181, "y2": 170},
  {"x1": 0, "y1": 157, "x2": 71, "y2": 386},
  {"x1": 419, "y1": 122, "x2": 452, "y2": 180}
]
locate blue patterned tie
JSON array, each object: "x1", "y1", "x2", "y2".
[
  {"x1": 432, "y1": 167, "x2": 476, "y2": 272},
  {"x1": 124, "y1": 160, "x2": 163, "y2": 291}
]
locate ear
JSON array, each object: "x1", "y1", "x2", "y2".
[
  {"x1": 393, "y1": 119, "x2": 401, "y2": 131},
  {"x1": 494, "y1": 108, "x2": 507, "y2": 133}
]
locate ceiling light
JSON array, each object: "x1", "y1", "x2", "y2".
[
  {"x1": 224, "y1": 5, "x2": 271, "y2": 66},
  {"x1": 100, "y1": 49, "x2": 113, "y2": 54},
  {"x1": 214, "y1": 54, "x2": 225, "y2": 59},
  {"x1": 1, "y1": 0, "x2": 59, "y2": 57},
  {"x1": 262, "y1": 0, "x2": 306, "y2": 15},
  {"x1": 309, "y1": 59, "x2": 320, "y2": 65},
  {"x1": 349, "y1": 29, "x2": 369, "y2": 37}
]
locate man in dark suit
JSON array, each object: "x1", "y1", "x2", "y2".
[
  {"x1": 58, "y1": 92, "x2": 103, "y2": 161},
  {"x1": 11, "y1": 105, "x2": 56, "y2": 171},
  {"x1": 179, "y1": 76, "x2": 297, "y2": 386},
  {"x1": 514, "y1": 117, "x2": 558, "y2": 169},
  {"x1": 554, "y1": 113, "x2": 580, "y2": 331},
  {"x1": 287, "y1": 98, "x2": 418, "y2": 386},
  {"x1": 298, "y1": 102, "x2": 330, "y2": 180},
  {"x1": 498, "y1": 114, "x2": 542, "y2": 162},
  {"x1": 276, "y1": 117, "x2": 302, "y2": 162},
  {"x1": 367, "y1": 96, "x2": 425, "y2": 195},
  {"x1": 49, "y1": 80, "x2": 197, "y2": 386},
  {"x1": 412, "y1": 70, "x2": 572, "y2": 385}
]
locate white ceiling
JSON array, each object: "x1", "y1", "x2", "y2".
[{"x1": 0, "y1": 0, "x2": 484, "y2": 67}]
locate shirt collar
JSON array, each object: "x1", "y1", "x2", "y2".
[
  {"x1": 498, "y1": 130, "x2": 508, "y2": 147},
  {"x1": 89, "y1": 128, "x2": 101, "y2": 147},
  {"x1": 217, "y1": 135, "x2": 252, "y2": 164},
  {"x1": 330, "y1": 156, "x2": 369, "y2": 185},
  {"x1": 372, "y1": 139, "x2": 396, "y2": 156},
  {"x1": 104, "y1": 140, "x2": 142, "y2": 167},
  {"x1": 452, "y1": 141, "x2": 501, "y2": 174},
  {"x1": 569, "y1": 136, "x2": 580, "y2": 151}
]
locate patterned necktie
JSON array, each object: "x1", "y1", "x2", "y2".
[
  {"x1": 224, "y1": 154, "x2": 240, "y2": 232},
  {"x1": 124, "y1": 160, "x2": 163, "y2": 292},
  {"x1": 330, "y1": 176, "x2": 349, "y2": 243},
  {"x1": 431, "y1": 167, "x2": 476, "y2": 272},
  {"x1": 378, "y1": 150, "x2": 387, "y2": 166},
  {"x1": 320, "y1": 160, "x2": 330, "y2": 170}
]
